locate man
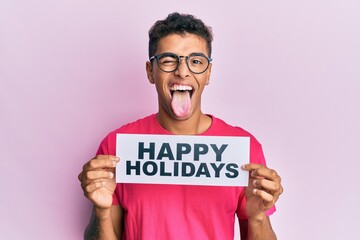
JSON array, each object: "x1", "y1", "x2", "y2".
[{"x1": 78, "y1": 12, "x2": 283, "y2": 240}]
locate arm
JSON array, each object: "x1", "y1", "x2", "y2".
[
  {"x1": 78, "y1": 155, "x2": 122, "y2": 239},
  {"x1": 240, "y1": 164, "x2": 283, "y2": 240},
  {"x1": 239, "y1": 218, "x2": 275, "y2": 240},
  {"x1": 84, "y1": 205, "x2": 123, "y2": 240},
  {"x1": 239, "y1": 219, "x2": 248, "y2": 240}
]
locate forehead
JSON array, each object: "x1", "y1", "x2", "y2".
[{"x1": 156, "y1": 33, "x2": 208, "y2": 55}]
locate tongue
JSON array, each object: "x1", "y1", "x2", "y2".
[{"x1": 171, "y1": 91, "x2": 191, "y2": 117}]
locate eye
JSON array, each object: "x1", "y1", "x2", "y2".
[
  {"x1": 158, "y1": 56, "x2": 178, "y2": 66},
  {"x1": 189, "y1": 56, "x2": 206, "y2": 65},
  {"x1": 192, "y1": 59, "x2": 203, "y2": 65}
]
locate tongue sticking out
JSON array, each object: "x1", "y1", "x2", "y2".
[{"x1": 171, "y1": 91, "x2": 191, "y2": 118}]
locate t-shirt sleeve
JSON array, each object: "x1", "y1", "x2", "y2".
[
  {"x1": 95, "y1": 133, "x2": 121, "y2": 206},
  {"x1": 236, "y1": 137, "x2": 276, "y2": 219}
]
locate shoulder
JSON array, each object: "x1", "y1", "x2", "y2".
[
  {"x1": 108, "y1": 114, "x2": 158, "y2": 136},
  {"x1": 97, "y1": 114, "x2": 158, "y2": 155},
  {"x1": 209, "y1": 115, "x2": 267, "y2": 163},
  {"x1": 208, "y1": 116, "x2": 257, "y2": 138},
  {"x1": 207, "y1": 115, "x2": 263, "y2": 147}
]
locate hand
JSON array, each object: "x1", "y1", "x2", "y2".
[
  {"x1": 78, "y1": 155, "x2": 120, "y2": 209},
  {"x1": 241, "y1": 164, "x2": 283, "y2": 220}
]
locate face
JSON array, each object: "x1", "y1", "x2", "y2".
[{"x1": 146, "y1": 33, "x2": 212, "y2": 121}]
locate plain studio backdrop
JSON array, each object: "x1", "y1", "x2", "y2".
[{"x1": 1, "y1": 0, "x2": 359, "y2": 239}]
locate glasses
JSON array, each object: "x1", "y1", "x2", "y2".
[{"x1": 149, "y1": 52, "x2": 212, "y2": 74}]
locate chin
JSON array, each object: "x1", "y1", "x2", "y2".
[{"x1": 170, "y1": 111, "x2": 192, "y2": 121}]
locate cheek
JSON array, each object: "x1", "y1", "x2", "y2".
[{"x1": 154, "y1": 76, "x2": 169, "y2": 96}]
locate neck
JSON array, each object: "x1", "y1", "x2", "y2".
[{"x1": 157, "y1": 110, "x2": 212, "y2": 135}]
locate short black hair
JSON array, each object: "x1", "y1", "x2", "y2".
[{"x1": 148, "y1": 12, "x2": 213, "y2": 58}]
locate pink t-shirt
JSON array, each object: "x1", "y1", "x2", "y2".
[{"x1": 97, "y1": 114, "x2": 275, "y2": 240}]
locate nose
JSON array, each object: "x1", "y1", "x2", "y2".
[{"x1": 174, "y1": 56, "x2": 190, "y2": 78}]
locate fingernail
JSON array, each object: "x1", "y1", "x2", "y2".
[
  {"x1": 253, "y1": 180, "x2": 257, "y2": 186},
  {"x1": 253, "y1": 189, "x2": 258, "y2": 194},
  {"x1": 241, "y1": 165, "x2": 246, "y2": 169},
  {"x1": 109, "y1": 172, "x2": 114, "y2": 178}
]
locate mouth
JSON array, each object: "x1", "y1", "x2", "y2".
[{"x1": 169, "y1": 84, "x2": 194, "y2": 98}]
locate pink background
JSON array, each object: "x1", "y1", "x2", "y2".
[{"x1": 1, "y1": 1, "x2": 359, "y2": 239}]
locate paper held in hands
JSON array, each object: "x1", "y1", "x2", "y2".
[{"x1": 116, "y1": 134, "x2": 250, "y2": 187}]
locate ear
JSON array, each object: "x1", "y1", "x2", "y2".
[
  {"x1": 146, "y1": 61, "x2": 155, "y2": 84},
  {"x1": 205, "y1": 63, "x2": 212, "y2": 85}
]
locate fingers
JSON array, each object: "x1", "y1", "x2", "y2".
[
  {"x1": 80, "y1": 170, "x2": 115, "y2": 190},
  {"x1": 251, "y1": 178, "x2": 282, "y2": 204},
  {"x1": 84, "y1": 155, "x2": 120, "y2": 170},
  {"x1": 78, "y1": 155, "x2": 119, "y2": 209},
  {"x1": 86, "y1": 170, "x2": 114, "y2": 181},
  {"x1": 79, "y1": 155, "x2": 119, "y2": 192},
  {"x1": 252, "y1": 188, "x2": 273, "y2": 202},
  {"x1": 85, "y1": 180, "x2": 106, "y2": 193},
  {"x1": 78, "y1": 155, "x2": 119, "y2": 184},
  {"x1": 242, "y1": 163, "x2": 283, "y2": 204},
  {"x1": 243, "y1": 163, "x2": 279, "y2": 181},
  {"x1": 253, "y1": 178, "x2": 279, "y2": 192}
]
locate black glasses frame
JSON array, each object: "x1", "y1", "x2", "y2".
[{"x1": 149, "y1": 52, "x2": 212, "y2": 74}]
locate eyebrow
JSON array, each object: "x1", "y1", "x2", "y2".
[{"x1": 159, "y1": 52, "x2": 208, "y2": 56}]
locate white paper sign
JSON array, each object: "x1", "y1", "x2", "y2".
[{"x1": 116, "y1": 134, "x2": 250, "y2": 186}]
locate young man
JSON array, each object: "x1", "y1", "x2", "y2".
[{"x1": 78, "y1": 12, "x2": 283, "y2": 240}]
